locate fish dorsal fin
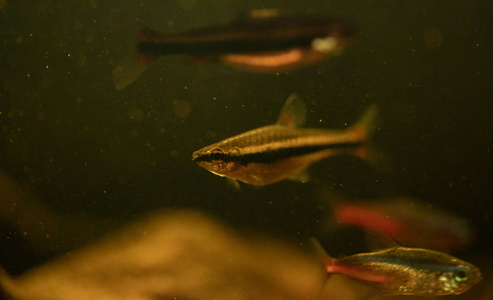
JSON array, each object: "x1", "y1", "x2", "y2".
[
  {"x1": 365, "y1": 229, "x2": 400, "y2": 251},
  {"x1": 276, "y1": 93, "x2": 307, "y2": 127}
]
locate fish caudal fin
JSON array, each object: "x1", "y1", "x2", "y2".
[
  {"x1": 112, "y1": 56, "x2": 149, "y2": 90},
  {"x1": 342, "y1": 104, "x2": 377, "y2": 162},
  {"x1": 112, "y1": 29, "x2": 162, "y2": 90},
  {"x1": 351, "y1": 104, "x2": 378, "y2": 144},
  {"x1": 350, "y1": 104, "x2": 394, "y2": 171}
]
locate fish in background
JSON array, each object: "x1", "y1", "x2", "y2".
[
  {"x1": 113, "y1": 9, "x2": 356, "y2": 90},
  {"x1": 330, "y1": 196, "x2": 475, "y2": 252},
  {"x1": 192, "y1": 94, "x2": 377, "y2": 186},
  {"x1": 313, "y1": 232, "x2": 482, "y2": 296}
]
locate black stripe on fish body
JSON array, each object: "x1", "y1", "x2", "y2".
[
  {"x1": 194, "y1": 141, "x2": 364, "y2": 165},
  {"x1": 137, "y1": 35, "x2": 319, "y2": 56},
  {"x1": 136, "y1": 14, "x2": 355, "y2": 56}
]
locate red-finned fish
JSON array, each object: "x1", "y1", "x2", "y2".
[
  {"x1": 113, "y1": 9, "x2": 356, "y2": 90},
  {"x1": 192, "y1": 94, "x2": 376, "y2": 186},
  {"x1": 332, "y1": 197, "x2": 474, "y2": 252},
  {"x1": 313, "y1": 233, "x2": 482, "y2": 296}
]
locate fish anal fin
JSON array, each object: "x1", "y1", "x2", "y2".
[
  {"x1": 365, "y1": 228, "x2": 400, "y2": 251},
  {"x1": 287, "y1": 170, "x2": 310, "y2": 183},
  {"x1": 276, "y1": 93, "x2": 307, "y2": 127}
]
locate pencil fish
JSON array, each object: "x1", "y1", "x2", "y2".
[
  {"x1": 314, "y1": 233, "x2": 482, "y2": 296},
  {"x1": 332, "y1": 197, "x2": 474, "y2": 252},
  {"x1": 192, "y1": 94, "x2": 376, "y2": 186},
  {"x1": 113, "y1": 9, "x2": 356, "y2": 89}
]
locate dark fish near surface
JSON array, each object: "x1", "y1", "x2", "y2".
[
  {"x1": 192, "y1": 94, "x2": 376, "y2": 186},
  {"x1": 332, "y1": 196, "x2": 475, "y2": 252},
  {"x1": 113, "y1": 9, "x2": 356, "y2": 90},
  {"x1": 315, "y1": 233, "x2": 482, "y2": 296}
]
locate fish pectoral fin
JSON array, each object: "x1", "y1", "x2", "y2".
[
  {"x1": 276, "y1": 93, "x2": 307, "y2": 127},
  {"x1": 287, "y1": 170, "x2": 310, "y2": 183}
]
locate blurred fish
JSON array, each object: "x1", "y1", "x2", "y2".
[
  {"x1": 315, "y1": 232, "x2": 482, "y2": 296},
  {"x1": 332, "y1": 196, "x2": 474, "y2": 252},
  {"x1": 192, "y1": 94, "x2": 376, "y2": 186},
  {"x1": 113, "y1": 9, "x2": 356, "y2": 90}
]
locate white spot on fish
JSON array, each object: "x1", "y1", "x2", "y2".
[{"x1": 312, "y1": 36, "x2": 338, "y2": 53}]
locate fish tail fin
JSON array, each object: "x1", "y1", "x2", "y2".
[
  {"x1": 350, "y1": 105, "x2": 393, "y2": 171},
  {"x1": 138, "y1": 28, "x2": 161, "y2": 42},
  {"x1": 112, "y1": 28, "x2": 161, "y2": 90},
  {"x1": 112, "y1": 56, "x2": 149, "y2": 90},
  {"x1": 352, "y1": 104, "x2": 378, "y2": 143},
  {"x1": 345, "y1": 104, "x2": 377, "y2": 162},
  {"x1": 135, "y1": 28, "x2": 165, "y2": 63}
]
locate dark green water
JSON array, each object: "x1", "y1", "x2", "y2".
[{"x1": 0, "y1": 1, "x2": 492, "y2": 297}]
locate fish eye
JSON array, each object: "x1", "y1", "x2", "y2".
[
  {"x1": 210, "y1": 148, "x2": 224, "y2": 163},
  {"x1": 453, "y1": 267, "x2": 469, "y2": 282}
]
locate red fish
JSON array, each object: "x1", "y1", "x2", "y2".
[{"x1": 332, "y1": 197, "x2": 474, "y2": 252}]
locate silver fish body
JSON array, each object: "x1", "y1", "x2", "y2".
[{"x1": 325, "y1": 246, "x2": 482, "y2": 295}]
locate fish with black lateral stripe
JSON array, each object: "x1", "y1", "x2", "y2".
[
  {"x1": 192, "y1": 94, "x2": 376, "y2": 186},
  {"x1": 113, "y1": 9, "x2": 356, "y2": 90}
]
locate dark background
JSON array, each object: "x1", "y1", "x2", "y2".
[{"x1": 0, "y1": 0, "x2": 491, "y2": 287}]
